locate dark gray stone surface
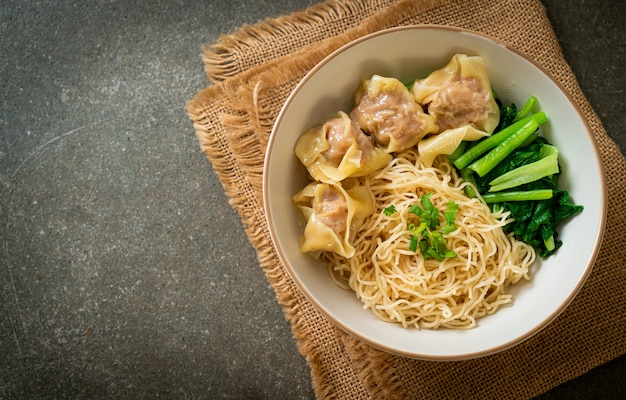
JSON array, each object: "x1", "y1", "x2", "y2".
[{"x1": 0, "y1": 1, "x2": 623, "y2": 399}]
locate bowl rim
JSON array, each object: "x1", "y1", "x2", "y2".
[{"x1": 262, "y1": 25, "x2": 607, "y2": 360}]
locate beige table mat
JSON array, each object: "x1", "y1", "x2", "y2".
[{"x1": 187, "y1": 0, "x2": 626, "y2": 398}]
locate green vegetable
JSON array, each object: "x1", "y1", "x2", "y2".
[
  {"x1": 512, "y1": 95, "x2": 538, "y2": 122},
  {"x1": 383, "y1": 204, "x2": 397, "y2": 216},
  {"x1": 469, "y1": 134, "x2": 582, "y2": 257},
  {"x1": 519, "y1": 132, "x2": 539, "y2": 148},
  {"x1": 410, "y1": 221, "x2": 455, "y2": 261},
  {"x1": 441, "y1": 200, "x2": 459, "y2": 234},
  {"x1": 454, "y1": 98, "x2": 583, "y2": 258},
  {"x1": 460, "y1": 168, "x2": 478, "y2": 199},
  {"x1": 543, "y1": 234, "x2": 556, "y2": 252},
  {"x1": 447, "y1": 140, "x2": 468, "y2": 162},
  {"x1": 500, "y1": 190, "x2": 583, "y2": 257},
  {"x1": 474, "y1": 137, "x2": 553, "y2": 193},
  {"x1": 495, "y1": 100, "x2": 517, "y2": 132},
  {"x1": 409, "y1": 192, "x2": 440, "y2": 230},
  {"x1": 468, "y1": 118, "x2": 540, "y2": 177},
  {"x1": 488, "y1": 145, "x2": 559, "y2": 192},
  {"x1": 408, "y1": 234, "x2": 419, "y2": 252},
  {"x1": 406, "y1": 192, "x2": 458, "y2": 260},
  {"x1": 482, "y1": 189, "x2": 554, "y2": 203},
  {"x1": 453, "y1": 112, "x2": 548, "y2": 170}
]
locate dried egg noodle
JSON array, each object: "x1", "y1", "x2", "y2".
[{"x1": 322, "y1": 150, "x2": 536, "y2": 329}]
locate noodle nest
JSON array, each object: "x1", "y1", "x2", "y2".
[{"x1": 323, "y1": 150, "x2": 536, "y2": 329}]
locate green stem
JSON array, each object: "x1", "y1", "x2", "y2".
[
  {"x1": 482, "y1": 189, "x2": 553, "y2": 203},
  {"x1": 488, "y1": 145, "x2": 559, "y2": 192},
  {"x1": 447, "y1": 140, "x2": 467, "y2": 162},
  {"x1": 513, "y1": 96, "x2": 538, "y2": 122},
  {"x1": 453, "y1": 112, "x2": 547, "y2": 170},
  {"x1": 460, "y1": 168, "x2": 478, "y2": 198},
  {"x1": 544, "y1": 235, "x2": 556, "y2": 252},
  {"x1": 468, "y1": 119, "x2": 539, "y2": 177}
]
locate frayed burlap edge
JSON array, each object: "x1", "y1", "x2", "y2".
[
  {"x1": 201, "y1": 0, "x2": 399, "y2": 83},
  {"x1": 187, "y1": 0, "x2": 626, "y2": 398}
]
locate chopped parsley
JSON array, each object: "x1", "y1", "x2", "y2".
[
  {"x1": 409, "y1": 192, "x2": 440, "y2": 230},
  {"x1": 383, "y1": 204, "x2": 397, "y2": 216},
  {"x1": 401, "y1": 192, "x2": 459, "y2": 261},
  {"x1": 441, "y1": 200, "x2": 459, "y2": 234}
]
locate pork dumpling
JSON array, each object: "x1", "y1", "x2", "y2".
[
  {"x1": 350, "y1": 75, "x2": 438, "y2": 153},
  {"x1": 293, "y1": 180, "x2": 374, "y2": 258},
  {"x1": 412, "y1": 54, "x2": 500, "y2": 134},
  {"x1": 418, "y1": 125, "x2": 490, "y2": 168},
  {"x1": 295, "y1": 111, "x2": 392, "y2": 183}
]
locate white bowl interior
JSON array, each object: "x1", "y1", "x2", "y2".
[{"x1": 263, "y1": 26, "x2": 606, "y2": 360}]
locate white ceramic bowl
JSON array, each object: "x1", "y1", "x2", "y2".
[{"x1": 263, "y1": 26, "x2": 606, "y2": 360}]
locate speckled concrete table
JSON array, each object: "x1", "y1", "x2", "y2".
[{"x1": 1, "y1": 1, "x2": 624, "y2": 399}]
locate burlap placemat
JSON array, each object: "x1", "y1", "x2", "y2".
[{"x1": 187, "y1": 0, "x2": 626, "y2": 398}]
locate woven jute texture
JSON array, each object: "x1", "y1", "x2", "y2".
[{"x1": 187, "y1": 0, "x2": 626, "y2": 398}]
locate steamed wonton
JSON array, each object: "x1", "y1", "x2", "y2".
[
  {"x1": 293, "y1": 180, "x2": 374, "y2": 258},
  {"x1": 350, "y1": 75, "x2": 438, "y2": 153},
  {"x1": 412, "y1": 54, "x2": 500, "y2": 134},
  {"x1": 295, "y1": 111, "x2": 391, "y2": 183}
]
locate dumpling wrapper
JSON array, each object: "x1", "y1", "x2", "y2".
[
  {"x1": 295, "y1": 111, "x2": 391, "y2": 183},
  {"x1": 351, "y1": 75, "x2": 438, "y2": 153},
  {"x1": 293, "y1": 180, "x2": 374, "y2": 258},
  {"x1": 418, "y1": 125, "x2": 490, "y2": 167},
  {"x1": 412, "y1": 54, "x2": 500, "y2": 134}
]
